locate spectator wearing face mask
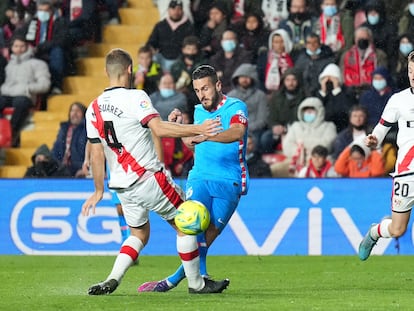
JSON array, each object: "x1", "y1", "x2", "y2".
[
  {"x1": 312, "y1": 0, "x2": 346, "y2": 57},
  {"x1": 149, "y1": 73, "x2": 189, "y2": 122},
  {"x1": 360, "y1": 0, "x2": 398, "y2": 62},
  {"x1": 208, "y1": 29, "x2": 253, "y2": 93},
  {"x1": 359, "y1": 66, "x2": 395, "y2": 129},
  {"x1": 393, "y1": 34, "x2": 414, "y2": 90},
  {"x1": 340, "y1": 26, "x2": 388, "y2": 98},
  {"x1": 278, "y1": 0, "x2": 314, "y2": 61},
  {"x1": 293, "y1": 32, "x2": 335, "y2": 97},
  {"x1": 270, "y1": 97, "x2": 337, "y2": 177},
  {"x1": 20, "y1": 0, "x2": 69, "y2": 95}
]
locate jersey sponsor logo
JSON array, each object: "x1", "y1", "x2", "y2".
[
  {"x1": 407, "y1": 121, "x2": 414, "y2": 128},
  {"x1": 140, "y1": 100, "x2": 151, "y2": 109}
]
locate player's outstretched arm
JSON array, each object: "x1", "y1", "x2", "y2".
[
  {"x1": 82, "y1": 141, "x2": 105, "y2": 216},
  {"x1": 148, "y1": 116, "x2": 222, "y2": 138},
  {"x1": 205, "y1": 123, "x2": 246, "y2": 143}
]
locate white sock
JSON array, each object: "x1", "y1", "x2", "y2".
[
  {"x1": 176, "y1": 235, "x2": 204, "y2": 290},
  {"x1": 370, "y1": 218, "x2": 392, "y2": 239},
  {"x1": 378, "y1": 218, "x2": 392, "y2": 238},
  {"x1": 107, "y1": 235, "x2": 144, "y2": 282}
]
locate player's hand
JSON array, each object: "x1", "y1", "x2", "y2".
[
  {"x1": 365, "y1": 134, "x2": 378, "y2": 148},
  {"x1": 81, "y1": 160, "x2": 90, "y2": 177},
  {"x1": 81, "y1": 192, "x2": 103, "y2": 216},
  {"x1": 190, "y1": 134, "x2": 208, "y2": 145},
  {"x1": 168, "y1": 108, "x2": 183, "y2": 124},
  {"x1": 200, "y1": 119, "x2": 222, "y2": 137}
]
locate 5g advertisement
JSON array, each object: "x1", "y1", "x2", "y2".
[{"x1": 1, "y1": 178, "x2": 411, "y2": 256}]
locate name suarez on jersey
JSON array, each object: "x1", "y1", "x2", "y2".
[{"x1": 98, "y1": 103, "x2": 124, "y2": 117}]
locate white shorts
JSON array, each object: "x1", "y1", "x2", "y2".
[
  {"x1": 392, "y1": 174, "x2": 414, "y2": 213},
  {"x1": 115, "y1": 169, "x2": 185, "y2": 227}
]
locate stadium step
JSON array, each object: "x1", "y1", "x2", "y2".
[
  {"x1": 119, "y1": 8, "x2": 159, "y2": 26},
  {"x1": 102, "y1": 25, "x2": 152, "y2": 44},
  {"x1": 63, "y1": 76, "x2": 108, "y2": 94},
  {"x1": 127, "y1": 0, "x2": 156, "y2": 9},
  {"x1": 76, "y1": 57, "x2": 105, "y2": 77},
  {"x1": 88, "y1": 43, "x2": 140, "y2": 58},
  {"x1": 47, "y1": 94, "x2": 96, "y2": 112},
  {"x1": 20, "y1": 130, "x2": 57, "y2": 148},
  {"x1": 32, "y1": 111, "x2": 67, "y2": 123},
  {"x1": 5, "y1": 148, "x2": 35, "y2": 166},
  {"x1": 2, "y1": 0, "x2": 157, "y2": 177},
  {"x1": 0, "y1": 165, "x2": 27, "y2": 178}
]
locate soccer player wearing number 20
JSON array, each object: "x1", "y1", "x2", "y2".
[
  {"x1": 81, "y1": 48, "x2": 228, "y2": 295},
  {"x1": 359, "y1": 51, "x2": 414, "y2": 261}
]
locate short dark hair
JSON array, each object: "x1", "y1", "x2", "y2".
[
  {"x1": 138, "y1": 45, "x2": 152, "y2": 55},
  {"x1": 192, "y1": 65, "x2": 218, "y2": 84},
  {"x1": 106, "y1": 48, "x2": 132, "y2": 77},
  {"x1": 350, "y1": 144, "x2": 365, "y2": 157},
  {"x1": 311, "y1": 145, "x2": 328, "y2": 158},
  {"x1": 182, "y1": 35, "x2": 200, "y2": 48}
]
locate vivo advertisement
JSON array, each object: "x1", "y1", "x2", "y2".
[{"x1": 0, "y1": 178, "x2": 411, "y2": 256}]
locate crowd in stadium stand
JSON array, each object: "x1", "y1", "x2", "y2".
[{"x1": 0, "y1": 0, "x2": 412, "y2": 178}]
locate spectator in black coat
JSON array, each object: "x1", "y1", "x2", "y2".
[
  {"x1": 246, "y1": 134, "x2": 272, "y2": 178},
  {"x1": 317, "y1": 63, "x2": 357, "y2": 133},
  {"x1": 209, "y1": 29, "x2": 252, "y2": 93},
  {"x1": 24, "y1": 144, "x2": 71, "y2": 178},
  {"x1": 294, "y1": 33, "x2": 335, "y2": 97},
  {"x1": 146, "y1": 0, "x2": 195, "y2": 72}
]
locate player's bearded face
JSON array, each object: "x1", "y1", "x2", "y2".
[{"x1": 194, "y1": 78, "x2": 221, "y2": 111}]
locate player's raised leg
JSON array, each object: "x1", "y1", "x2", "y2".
[{"x1": 359, "y1": 211, "x2": 411, "y2": 261}]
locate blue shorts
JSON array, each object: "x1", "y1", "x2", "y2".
[
  {"x1": 185, "y1": 178, "x2": 241, "y2": 232},
  {"x1": 110, "y1": 190, "x2": 121, "y2": 205}
]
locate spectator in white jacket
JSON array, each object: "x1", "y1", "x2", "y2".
[
  {"x1": 271, "y1": 96, "x2": 337, "y2": 176},
  {"x1": 0, "y1": 35, "x2": 51, "y2": 147}
]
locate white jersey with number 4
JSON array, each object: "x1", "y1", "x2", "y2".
[
  {"x1": 373, "y1": 88, "x2": 414, "y2": 176},
  {"x1": 85, "y1": 87, "x2": 162, "y2": 189}
]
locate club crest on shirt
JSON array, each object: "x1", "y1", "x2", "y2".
[
  {"x1": 236, "y1": 110, "x2": 247, "y2": 123},
  {"x1": 186, "y1": 187, "x2": 193, "y2": 199}
]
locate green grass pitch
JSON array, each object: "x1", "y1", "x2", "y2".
[{"x1": 0, "y1": 255, "x2": 412, "y2": 310}]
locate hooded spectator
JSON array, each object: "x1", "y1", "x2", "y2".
[
  {"x1": 257, "y1": 28, "x2": 294, "y2": 93},
  {"x1": 228, "y1": 63, "x2": 268, "y2": 152},
  {"x1": 317, "y1": 63, "x2": 356, "y2": 132},
  {"x1": 24, "y1": 144, "x2": 71, "y2": 177}
]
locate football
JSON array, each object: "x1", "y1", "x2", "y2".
[{"x1": 174, "y1": 200, "x2": 210, "y2": 235}]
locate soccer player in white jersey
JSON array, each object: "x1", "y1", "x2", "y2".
[
  {"x1": 359, "y1": 51, "x2": 414, "y2": 260},
  {"x1": 81, "y1": 48, "x2": 229, "y2": 294}
]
